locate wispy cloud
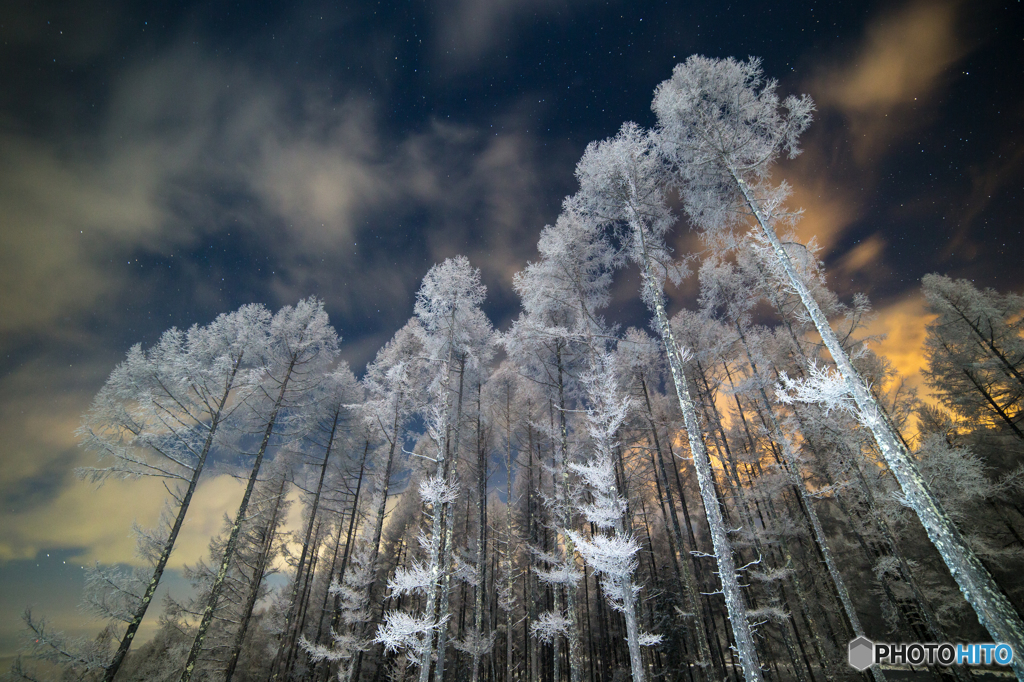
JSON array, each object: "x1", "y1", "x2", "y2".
[
  {"x1": 430, "y1": 0, "x2": 601, "y2": 65},
  {"x1": 0, "y1": 31, "x2": 561, "y2": 587},
  {"x1": 781, "y1": 0, "x2": 970, "y2": 271},
  {"x1": 810, "y1": 0, "x2": 968, "y2": 164},
  {"x1": 863, "y1": 292, "x2": 937, "y2": 408}
]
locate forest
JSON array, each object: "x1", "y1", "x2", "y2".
[{"x1": 8, "y1": 56, "x2": 1024, "y2": 682}]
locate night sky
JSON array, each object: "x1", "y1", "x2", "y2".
[{"x1": 1, "y1": 0, "x2": 1021, "y2": 661}]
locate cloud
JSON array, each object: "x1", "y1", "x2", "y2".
[
  {"x1": 1, "y1": 37, "x2": 564, "y2": 355},
  {"x1": 254, "y1": 99, "x2": 390, "y2": 251},
  {"x1": 810, "y1": 0, "x2": 968, "y2": 163},
  {"x1": 0, "y1": 357, "x2": 109, "y2": 505},
  {"x1": 0, "y1": 134, "x2": 169, "y2": 338},
  {"x1": 863, "y1": 292, "x2": 935, "y2": 401},
  {"x1": 431, "y1": 0, "x2": 601, "y2": 64},
  {"x1": 835, "y1": 233, "x2": 887, "y2": 278},
  {"x1": 784, "y1": 162, "x2": 863, "y2": 257},
  {"x1": 780, "y1": 0, "x2": 970, "y2": 262},
  {"x1": 0, "y1": 33, "x2": 562, "y2": 576},
  {"x1": 403, "y1": 126, "x2": 552, "y2": 284},
  {"x1": 0, "y1": 470, "x2": 247, "y2": 569},
  {"x1": 0, "y1": 344, "x2": 283, "y2": 571}
]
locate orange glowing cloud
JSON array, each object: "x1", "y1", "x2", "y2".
[
  {"x1": 785, "y1": 173, "x2": 862, "y2": 257},
  {"x1": 780, "y1": 0, "x2": 970, "y2": 260},
  {"x1": 863, "y1": 291, "x2": 937, "y2": 405},
  {"x1": 835, "y1": 233, "x2": 887, "y2": 278},
  {"x1": 0, "y1": 471, "x2": 249, "y2": 570},
  {"x1": 811, "y1": 0, "x2": 968, "y2": 163}
]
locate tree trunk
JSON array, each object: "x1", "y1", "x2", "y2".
[
  {"x1": 734, "y1": 171, "x2": 1024, "y2": 677},
  {"x1": 317, "y1": 440, "x2": 368, "y2": 682},
  {"x1": 273, "y1": 404, "x2": 344, "y2": 678},
  {"x1": 555, "y1": 346, "x2": 585, "y2": 682},
  {"x1": 433, "y1": 353, "x2": 467, "y2": 682},
  {"x1": 179, "y1": 353, "x2": 297, "y2": 682},
  {"x1": 639, "y1": 375, "x2": 712, "y2": 680},
  {"x1": 473, "y1": 383, "x2": 488, "y2": 682},
  {"x1": 629, "y1": 208, "x2": 763, "y2": 682},
  {"x1": 418, "y1": 322, "x2": 462, "y2": 682},
  {"x1": 961, "y1": 367, "x2": 1024, "y2": 439},
  {"x1": 224, "y1": 473, "x2": 287, "y2": 682},
  {"x1": 102, "y1": 352, "x2": 245, "y2": 682}
]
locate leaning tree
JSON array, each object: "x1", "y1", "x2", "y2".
[
  {"x1": 75, "y1": 304, "x2": 269, "y2": 682},
  {"x1": 652, "y1": 54, "x2": 1024, "y2": 675}
]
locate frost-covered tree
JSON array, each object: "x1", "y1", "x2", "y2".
[
  {"x1": 569, "y1": 348, "x2": 660, "y2": 682},
  {"x1": 180, "y1": 297, "x2": 340, "y2": 682},
  {"x1": 223, "y1": 471, "x2": 291, "y2": 682},
  {"x1": 453, "y1": 371, "x2": 498, "y2": 682},
  {"x1": 300, "y1": 463, "x2": 389, "y2": 682},
  {"x1": 484, "y1": 363, "x2": 521, "y2": 682},
  {"x1": 362, "y1": 319, "x2": 427, "y2": 568},
  {"x1": 376, "y1": 257, "x2": 493, "y2": 682},
  {"x1": 321, "y1": 321, "x2": 423, "y2": 682},
  {"x1": 505, "y1": 205, "x2": 619, "y2": 682},
  {"x1": 73, "y1": 304, "x2": 268, "y2": 682},
  {"x1": 163, "y1": 465, "x2": 290, "y2": 680},
  {"x1": 272, "y1": 364, "x2": 361, "y2": 680},
  {"x1": 654, "y1": 55, "x2": 1024, "y2": 672},
  {"x1": 614, "y1": 329, "x2": 719, "y2": 680},
  {"x1": 576, "y1": 122, "x2": 763, "y2": 682},
  {"x1": 12, "y1": 608, "x2": 111, "y2": 680},
  {"x1": 922, "y1": 273, "x2": 1024, "y2": 440},
  {"x1": 698, "y1": 250, "x2": 886, "y2": 681}
]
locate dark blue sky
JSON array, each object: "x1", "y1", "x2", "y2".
[{"x1": 1, "y1": 0, "x2": 1021, "y2": 657}]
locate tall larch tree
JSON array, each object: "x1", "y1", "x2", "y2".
[
  {"x1": 272, "y1": 364, "x2": 362, "y2": 680},
  {"x1": 922, "y1": 273, "x2": 1024, "y2": 440},
  {"x1": 376, "y1": 256, "x2": 493, "y2": 682},
  {"x1": 504, "y1": 204, "x2": 617, "y2": 682},
  {"x1": 180, "y1": 297, "x2": 340, "y2": 682},
  {"x1": 653, "y1": 55, "x2": 1024, "y2": 675},
  {"x1": 72, "y1": 304, "x2": 269, "y2": 682},
  {"x1": 575, "y1": 122, "x2": 764, "y2": 682}
]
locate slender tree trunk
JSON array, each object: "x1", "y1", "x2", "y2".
[
  {"x1": 224, "y1": 473, "x2": 288, "y2": 682},
  {"x1": 287, "y1": 520, "x2": 325, "y2": 676},
  {"x1": 725, "y1": 372, "x2": 839, "y2": 682},
  {"x1": 102, "y1": 353, "x2": 244, "y2": 682},
  {"x1": 941, "y1": 294, "x2": 1024, "y2": 388},
  {"x1": 434, "y1": 353, "x2": 467, "y2": 682},
  {"x1": 418, "y1": 317, "x2": 462, "y2": 682},
  {"x1": 527, "y1": 422, "x2": 540, "y2": 682},
  {"x1": 961, "y1": 367, "x2": 1024, "y2": 439},
  {"x1": 734, "y1": 171, "x2": 1024, "y2": 675},
  {"x1": 666, "y1": 438, "x2": 729, "y2": 682},
  {"x1": 318, "y1": 441, "x2": 368, "y2": 682},
  {"x1": 472, "y1": 382, "x2": 488, "y2": 682},
  {"x1": 274, "y1": 404, "x2": 344, "y2": 678},
  {"x1": 504, "y1": 390, "x2": 516, "y2": 682},
  {"x1": 348, "y1": 407, "x2": 402, "y2": 682},
  {"x1": 628, "y1": 209, "x2": 762, "y2": 682},
  {"x1": 555, "y1": 347, "x2": 585, "y2": 682},
  {"x1": 639, "y1": 375, "x2": 712, "y2": 679},
  {"x1": 179, "y1": 354, "x2": 297, "y2": 682}
]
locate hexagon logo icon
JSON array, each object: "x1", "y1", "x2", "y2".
[{"x1": 848, "y1": 637, "x2": 874, "y2": 671}]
